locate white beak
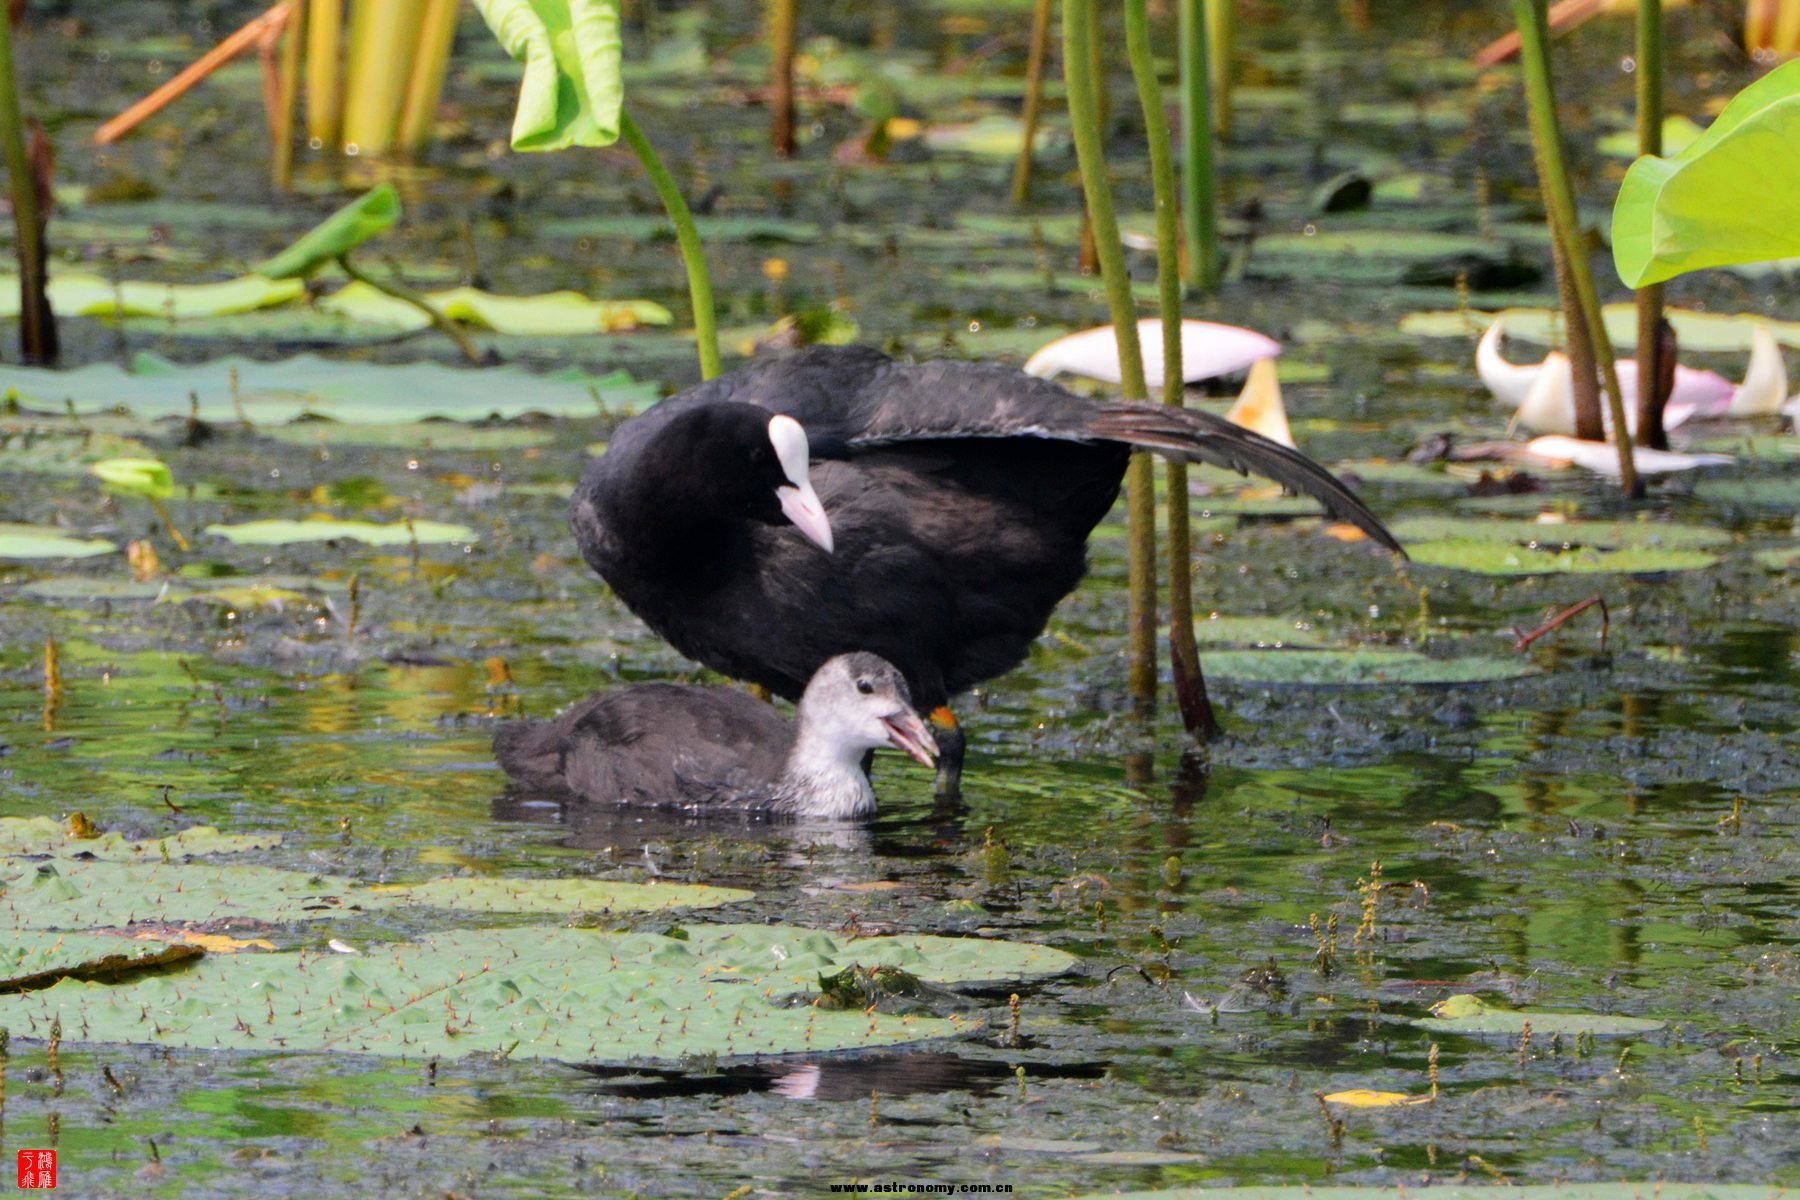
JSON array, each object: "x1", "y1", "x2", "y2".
[{"x1": 778, "y1": 481, "x2": 834, "y2": 554}]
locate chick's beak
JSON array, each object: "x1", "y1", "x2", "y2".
[
  {"x1": 777, "y1": 481, "x2": 834, "y2": 554},
  {"x1": 880, "y1": 710, "x2": 939, "y2": 767}
]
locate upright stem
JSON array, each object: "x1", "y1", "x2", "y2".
[
  {"x1": 272, "y1": 0, "x2": 305, "y2": 188},
  {"x1": 0, "y1": 12, "x2": 54, "y2": 364},
  {"x1": 1128, "y1": 0, "x2": 1216, "y2": 738},
  {"x1": 1011, "y1": 0, "x2": 1054, "y2": 208},
  {"x1": 768, "y1": 0, "x2": 797, "y2": 157},
  {"x1": 336, "y1": 254, "x2": 483, "y2": 364},
  {"x1": 620, "y1": 108, "x2": 721, "y2": 381},
  {"x1": 1206, "y1": 0, "x2": 1233, "y2": 137},
  {"x1": 1512, "y1": 0, "x2": 1637, "y2": 493},
  {"x1": 305, "y1": 0, "x2": 344, "y2": 148},
  {"x1": 1549, "y1": 226, "x2": 1603, "y2": 440},
  {"x1": 1633, "y1": 0, "x2": 1667, "y2": 450},
  {"x1": 1065, "y1": 0, "x2": 1156, "y2": 720},
  {"x1": 398, "y1": 0, "x2": 459, "y2": 152},
  {"x1": 1177, "y1": 0, "x2": 1219, "y2": 291}
]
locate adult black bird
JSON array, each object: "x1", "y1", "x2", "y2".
[
  {"x1": 571, "y1": 345, "x2": 1404, "y2": 793},
  {"x1": 493, "y1": 653, "x2": 937, "y2": 820}
]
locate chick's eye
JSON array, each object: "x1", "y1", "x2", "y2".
[{"x1": 856, "y1": 679, "x2": 874, "y2": 695}]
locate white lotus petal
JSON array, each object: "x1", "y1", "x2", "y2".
[
  {"x1": 1024, "y1": 318, "x2": 1280, "y2": 388},
  {"x1": 1525, "y1": 436, "x2": 1735, "y2": 476},
  {"x1": 1727, "y1": 325, "x2": 1788, "y2": 416}
]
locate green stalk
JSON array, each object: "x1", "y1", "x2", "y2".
[
  {"x1": 398, "y1": 0, "x2": 459, "y2": 153},
  {"x1": 1206, "y1": 0, "x2": 1233, "y2": 137},
  {"x1": 271, "y1": 0, "x2": 305, "y2": 188},
  {"x1": 342, "y1": 0, "x2": 422, "y2": 156},
  {"x1": 1177, "y1": 0, "x2": 1219, "y2": 291},
  {"x1": 1010, "y1": 0, "x2": 1053, "y2": 208},
  {"x1": 1633, "y1": 0, "x2": 1666, "y2": 450},
  {"x1": 1065, "y1": 0, "x2": 1156, "y2": 719},
  {"x1": 620, "y1": 109, "x2": 721, "y2": 381},
  {"x1": 1511, "y1": 0, "x2": 1637, "y2": 494},
  {"x1": 305, "y1": 0, "x2": 344, "y2": 148},
  {"x1": 0, "y1": 13, "x2": 53, "y2": 364},
  {"x1": 1128, "y1": 0, "x2": 1216, "y2": 738},
  {"x1": 768, "y1": 0, "x2": 797, "y2": 157},
  {"x1": 336, "y1": 254, "x2": 483, "y2": 364}
]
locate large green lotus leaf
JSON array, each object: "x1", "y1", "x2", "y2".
[
  {"x1": 0, "y1": 273, "x2": 305, "y2": 319},
  {"x1": 1203, "y1": 648, "x2": 1530, "y2": 686},
  {"x1": 0, "y1": 921, "x2": 1075, "y2": 1063},
  {"x1": 256, "y1": 186, "x2": 402, "y2": 280},
  {"x1": 1614, "y1": 59, "x2": 1800, "y2": 286},
  {"x1": 1391, "y1": 516, "x2": 1732, "y2": 550},
  {"x1": 1412, "y1": 993, "x2": 1665, "y2": 1037},
  {"x1": 0, "y1": 353, "x2": 656, "y2": 422},
  {"x1": 202, "y1": 519, "x2": 478, "y2": 547},
  {"x1": 0, "y1": 931, "x2": 202, "y2": 994},
  {"x1": 317, "y1": 281, "x2": 671, "y2": 333},
  {"x1": 0, "y1": 859, "x2": 747, "y2": 930},
  {"x1": 1074, "y1": 1186, "x2": 1771, "y2": 1200},
  {"x1": 0, "y1": 817, "x2": 282, "y2": 860},
  {"x1": 0, "y1": 523, "x2": 118, "y2": 559},
  {"x1": 474, "y1": 0, "x2": 623, "y2": 151},
  {"x1": 1398, "y1": 304, "x2": 1800, "y2": 351}
]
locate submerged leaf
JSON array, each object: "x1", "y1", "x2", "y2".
[
  {"x1": 1613, "y1": 59, "x2": 1800, "y2": 286},
  {"x1": 256, "y1": 187, "x2": 402, "y2": 279}
]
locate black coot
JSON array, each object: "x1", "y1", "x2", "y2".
[
  {"x1": 572, "y1": 346, "x2": 1403, "y2": 788},
  {"x1": 493, "y1": 653, "x2": 937, "y2": 820}
]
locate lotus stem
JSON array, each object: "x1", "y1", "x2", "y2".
[
  {"x1": 1128, "y1": 0, "x2": 1215, "y2": 737},
  {"x1": 1511, "y1": 0, "x2": 1637, "y2": 494},
  {"x1": 1178, "y1": 0, "x2": 1219, "y2": 291},
  {"x1": 1011, "y1": 0, "x2": 1054, "y2": 207},
  {"x1": 335, "y1": 254, "x2": 483, "y2": 364},
  {"x1": 94, "y1": 0, "x2": 293, "y2": 146},
  {"x1": 620, "y1": 108, "x2": 722, "y2": 381},
  {"x1": 398, "y1": 0, "x2": 459, "y2": 153},
  {"x1": 1065, "y1": 0, "x2": 1156, "y2": 720},
  {"x1": 341, "y1": 0, "x2": 422, "y2": 157},
  {"x1": 306, "y1": 0, "x2": 344, "y2": 148},
  {"x1": 1633, "y1": 0, "x2": 1667, "y2": 450},
  {"x1": 272, "y1": 0, "x2": 304, "y2": 188},
  {"x1": 768, "y1": 0, "x2": 797, "y2": 158},
  {"x1": 1549, "y1": 228, "x2": 1603, "y2": 440},
  {"x1": 1206, "y1": 0, "x2": 1233, "y2": 136},
  {"x1": 0, "y1": 11, "x2": 55, "y2": 364}
]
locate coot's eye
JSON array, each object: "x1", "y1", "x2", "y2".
[{"x1": 856, "y1": 678, "x2": 874, "y2": 695}]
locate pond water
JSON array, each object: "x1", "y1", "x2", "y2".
[{"x1": 3, "y1": 1, "x2": 1800, "y2": 1196}]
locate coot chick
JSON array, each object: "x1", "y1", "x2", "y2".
[
  {"x1": 492, "y1": 653, "x2": 937, "y2": 820},
  {"x1": 572, "y1": 345, "x2": 1404, "y2": 792}
]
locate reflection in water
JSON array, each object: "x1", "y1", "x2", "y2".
[{"x1": 574, "y1": 1052, "x2": 1103, "y2": 1103}]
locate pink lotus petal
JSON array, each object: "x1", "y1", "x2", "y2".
[
  {"x1": 1525, "y1": 436, "x2": 1734, "y2": 476},
  {"x1": 1480, "y1": 319, "x2": 1735, "y2": 430},
  {"x1": 1024, "y1": 319, "x2": 1281, "y2": 388}
]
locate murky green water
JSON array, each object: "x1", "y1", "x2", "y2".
[{"x1": 3, "y1": 1, "x2": 1800, "y2": 1195}]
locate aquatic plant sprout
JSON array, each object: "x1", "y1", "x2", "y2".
[{"x1": 1612, "y1": 58, "x2": 1800, "y2": 287}]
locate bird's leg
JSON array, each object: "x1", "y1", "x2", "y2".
[{"x1": 929, "y1": 707, "x2": 966, "y2": 803}]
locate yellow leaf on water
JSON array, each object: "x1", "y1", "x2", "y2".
[{"x1": 1321, "y1": 1089, "x2": 1431, "y2": 1107}]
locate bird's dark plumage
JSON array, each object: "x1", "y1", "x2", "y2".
[
  {"x1": 493, "y1": 653, "x2": 935, "y2": 819},
  {"x1": 572, "y1": 345, "x2": 1401, "y2": 712}
]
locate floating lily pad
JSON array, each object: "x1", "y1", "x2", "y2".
[
  {"x1": 537, "y1": 214, "x2": 823, "y2": 243},
  {"x1": 0, "y1": 932, "x2": 203, "y2": 994},
  {"x1": 1399, "y1": 304, "x2": 1800, "y2": 352},
  {"x1": 0, "y1": 523, "x2": 118, "y2": 560},
  {"x1": 0, "y1": 817, "x2": 282, "y2": 860},
  {"x1": 260, "y1": 422, "x2": 559, "y2": 450},
  {"x1": 0, "y1": 273, "x2": 304, "y2": 320},
  {"x1": 1753, "y1": 546, "x2": 1800, "y2": 571},
  {"x1": 1395, "y1": 516, "x2": 1727, "y2": 575},
  {"x1": 202, "y1": 519, "x2": 478, "y2": 546},
  {"x1": 16, "y1": 578, "x2": 168, "y2": 602},
  {"x1": 0, "y1": 353, "x2": 657, "y2": 424},
  {"x1": 1190, "y1": 616, "x2": 1334, "y2": 648},
  {"x1": 317, "y1": 281, "x2": 671, "y2": 334},
  {"x1": 1, "y1": 922, "x2": 1072, "y2": 1063},
  {"x1": 923, "y1": 114, "x2": 1062, "y2": 157},
  {"x1": 257, "y1": 187, "x2": 401, "y2": 280},
  {"x1": 1392, "y1": 517, "x2": 1732, "y2": 550},
  {"x1": 0, "y1": 859, "x2": 747, "y2": 931},
  {"x1": 1074, "y1": 1185, "x2": 1771, "y2": 1200},
  {"x1": 1694, "y1": 477, "x2": 1800, "y2": 507},
  {"x1": 1414, "y1": 993, "x2": 1665, "y2": 1036},
  {"x1": 1203, "y1": 648, "x2": 1529, "y2": 686},
  {"x1": 0, "y1": 424, "x2": 156, "y2": 475}
]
